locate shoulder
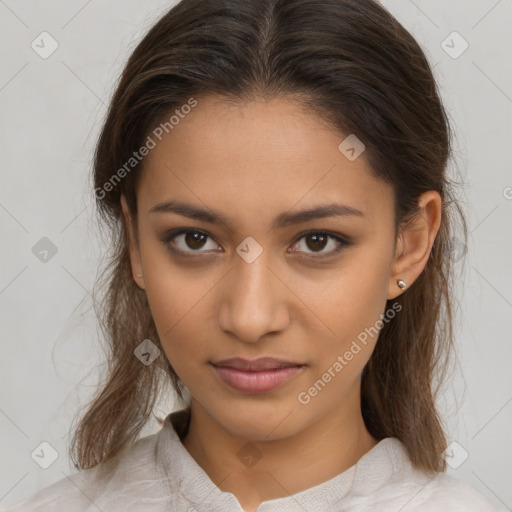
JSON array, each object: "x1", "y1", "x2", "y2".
[
  {"x1": 408, "y1": 471, "x2": 502, "y2": 511},
  {"x1": 357, "y1": 438, "x2": 503, "y2": 512},
  {"x1": 5, "y1": 432, "x2": 161, "y2": 512}
]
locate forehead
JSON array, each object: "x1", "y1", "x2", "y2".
[{"x1": 137, "y1": 95, "x2": 394, "y2": 227}]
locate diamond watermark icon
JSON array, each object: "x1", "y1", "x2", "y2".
[
  {"x1": 338, "y1": 134, "x2": 365, "y2": 161},
  {"x1": 441, "y1": 31, "x2": 468, "y2": 59},
  {"x1": 237, "y1": 442, "x2": 262, "y2": 468},
  {"x1": 32, "y1": 237, "x2": 58, "y2": 263},
  {"x1": 442, "y1": 441, "x2": 469, "y2": 469},
  {"x1": 446, "y1": 236, "x2": 467, "y2": 263},
  {"x1": 31, "y1": 31, "x2": 59, "y2": 59},
  {"x1": 236, "y1": 236, "x2": 263, "y2": 264},
  {"x1": 134, "y1": 338, "x2": 161, "y2": 366},
  {"x1": 31, "y1": 441, "x2": 59, "y2": 469}
]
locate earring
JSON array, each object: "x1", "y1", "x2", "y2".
[
  {"x1": 396, "y1": 279, "x2": 406, "y2": 290},
  {"x1": 137, "y1": 273, "x2": 143, "y2": 277}
]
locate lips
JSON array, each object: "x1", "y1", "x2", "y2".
[
  {"x1": 210, "y1": 357, "x2": 306, "y2": 393},
  {"x1": 210, "y1": 357, "x2": 304, "y2": 371},
  {"x1": 210, "y1": 357, "x2": 306, "y2": 394}
]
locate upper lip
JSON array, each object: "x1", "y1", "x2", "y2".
[{"x1": 210, "y1": 357, "x2": 305, "y2": 371}]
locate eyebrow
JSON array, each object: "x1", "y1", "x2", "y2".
[{"x1": 149, "y1": 200, "x2": 365, "y2": 230}]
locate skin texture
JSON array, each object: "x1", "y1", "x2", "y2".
[{"x1": 121, "y1": 95, "x2": 441, "y2": 511}]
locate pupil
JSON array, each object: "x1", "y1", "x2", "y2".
[
  {"x1": 186, "y1": 232, "x2": 206, "y2": 250},
  {"x1": 307, "y1": 234, "x2": 327, "y2": 252}
]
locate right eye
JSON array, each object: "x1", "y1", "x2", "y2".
[{"x1": 160, "y1": 228, "x2": 221, "y2": 256}]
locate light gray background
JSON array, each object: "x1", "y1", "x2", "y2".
[{"x1": 1, "y1": 0, "x2": 511, "y2": 510}]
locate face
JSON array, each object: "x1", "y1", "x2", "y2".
[{"x1": 123, "y1": 95, "x2": 400, "y2": 441}]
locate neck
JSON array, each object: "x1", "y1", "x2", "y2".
[{"x1": 181, "y1": 384, "x2": 378, "y2": 512}]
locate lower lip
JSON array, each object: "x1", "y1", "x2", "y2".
[{"x1": 211, "y1": 364, "x2": 304, "y2": 393}]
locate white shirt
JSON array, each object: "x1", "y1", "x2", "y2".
[{"x1": 6, "y1": 407, "x2": 501, "y2": 511}]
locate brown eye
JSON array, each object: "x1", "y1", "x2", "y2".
[
  {"x1": 162, "y1": 229, "x2": 220, "y2": 255},
  {"x1": 305, "y1": 233, "x2": 329, "y2": 252},
  {"x1": 290, "y1": 231, "x2": 348, "y2": 258},
  {"x1": 183, "y1": 231, "x2": 208, "y2": 250}
]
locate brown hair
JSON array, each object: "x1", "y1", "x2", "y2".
[{"x1": 71, "y1": 0, "x2": 467, "y2": 472}]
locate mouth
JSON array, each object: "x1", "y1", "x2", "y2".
[
  {"x1": 209, "y1": 357, "x2": 306, "y2": 393},
  {"x1": 210, "y1": 357, "x2": 305, "y2": 371}
]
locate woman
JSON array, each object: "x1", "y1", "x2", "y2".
[{"x1": 8, "y1": 0, "x2": 500, "y2": 510}]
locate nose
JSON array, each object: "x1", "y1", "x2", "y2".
[{"x1": 216, "y1": 252, "x2": 291, "y2": 344}]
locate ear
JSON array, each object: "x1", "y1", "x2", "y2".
[
  {"x1": 387, "y1": 190, "x2": 442, "y2": 300},
  {"x1": 120, "y1": 194, "x2": 145, "y2": 290}
]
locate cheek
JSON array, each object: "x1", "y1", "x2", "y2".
[
  {"x1": 304, "y1": 249, "x2": 392, "y2": 370},
  {"x1": 138, "y1": 248, "x2": 216, "y2": 382},
  {"x1": 145, "y1": 280, "x2": 208, "y2": 386},
  {"x1": 138, "y1": 233, "x2": 205, "y2": 332}
]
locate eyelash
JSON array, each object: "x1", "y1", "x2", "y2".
[{"x1": 159, "y1": 228, "x2": 350, "y2": 260}]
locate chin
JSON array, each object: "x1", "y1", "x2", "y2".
[{"x1": 209, "y1": 400, "x2": 303, "y2": 442}]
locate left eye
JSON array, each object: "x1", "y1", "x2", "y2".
[
  {"x1": 290, "y1": 231, "x2": 346, "y2": 257},
  {"x1": 161, "y1": 229, "x2": 348, "y2": 258}
]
